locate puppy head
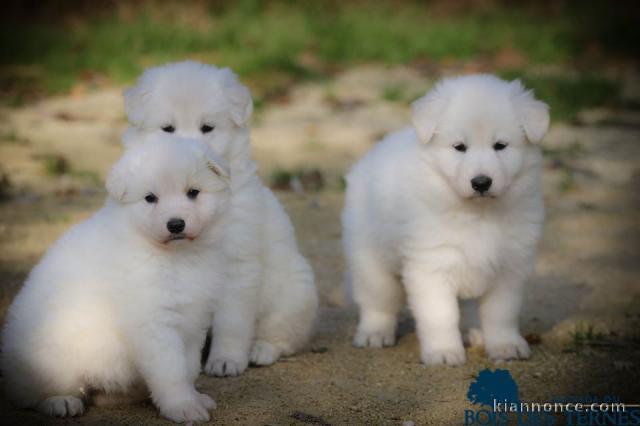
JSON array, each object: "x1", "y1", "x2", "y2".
[
  {"x1": 123, "y1": 60, "x2": 253, "y2": 161},
  {"x1": 411, "y1": 74, "x2": 549, "y2": 200},
  {"x1": 107, "y1": 134, "x2": 230, "y2": 246}
]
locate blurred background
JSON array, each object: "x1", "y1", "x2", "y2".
[{"x1": 0, "y1": 1, "x2": 639, "y2": 424}]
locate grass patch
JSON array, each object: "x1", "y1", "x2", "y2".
[
  {"x1": 1, "y1": 130, "x2": 20, "y2": 144},
  {"x1": 501, "y1": 72, "x2": 621, "y2": 121},
  {"x1": 565, "y1": 322, "x2": 613, "y2": 353},
  {"x1": 558, "y1": 169, "x2": 577, "y2": 193},
  {"x1": 2, "y1": 1, "x2": 635, "y2": 121},
  {"x1": 382, "y1": 84, "x2": 409, "y2": 102},
  {"x1": 570, "y1": 323, "x2": 604, "y2": 344},
  {"x1": 71, "y1": 170, "x2": 102, "y2": 186},
  {"x1": 42, "y1": 154, "x2": 71, "y2": 176},
  {"x1": 0, "y1": 2, "x2": 612, "y2": 101}
]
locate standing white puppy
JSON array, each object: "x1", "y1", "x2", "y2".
[
  {"x1": 123, "y1": 61, "x2": 318, "y2": 376},
  {"x1": 2, "y1": 135, "x2": 230, "y2": 422},
  {"x1": 342, "y1": 74, "x2": 549, "y2": 365}
]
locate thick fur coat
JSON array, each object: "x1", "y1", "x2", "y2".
[
  {"x1": 123, "y1": 61, "x2": 318, "y2": 375},
  {"x1": 342, "y1": 74, "x2": 549, "y2": 365},
  {"x1": 2, "y1": 136, "x2": 230, "y2": 422}
]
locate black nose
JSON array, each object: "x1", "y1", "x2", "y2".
[
  {"x1": 166, "y1": 218, "x2": 185, "y2": 234},
  {"x1": 471, "y1": 175, "x2": 493, "y2": 194}
]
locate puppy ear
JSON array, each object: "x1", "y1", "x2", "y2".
[
  {"x1": 218, "y1": 68, "x2": 253, "y2": 126},
  {"x1": 123, "y1": 68, "x2": 158, "y2": 126},
  {"x1": 206, "y1": 152, "x2": 230, "y2": 183},
  {"x1": 411, "y1": 91, "x2": 443, "y2": 144},
  {"x1": 510, "y1": 80, "x2": 550, "y2": 143},
  {"x1": 106, "y1": 159, "x2": 129, "y2": 201},
  {"x1": 123, "y1": 83, "x2": 149, "y2": 126}
]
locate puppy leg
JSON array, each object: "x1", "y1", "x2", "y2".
[
  {"x1": 403, "y1": 266, "x2": 466, "y2": 366},
  {"x1": 130, "y1": 325, "x2": 214, "y2": 423},
  {"x1": 204, "y1": 264, "x2": 259, "y2": 377},
  {"x1": 251, "y1": 254, "x2": 317, "y2": 365},
  {"x1": 351, "y1": 253, "x2": 403, "y2": 348},
  {"x1": 479, "y1": 273, "x2": 530, "y2": 361}
]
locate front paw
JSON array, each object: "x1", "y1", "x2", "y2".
[
  {"x1": 250, "y1": 340, "x2": 281, "y2": 366},
  {"x1": 204, "y1": 352, "x2": 249, "y2": 377},
  {"x1": 158, "y1": 391, "x2": 215, "y2": 423},
  {"x1": 197, "y1": 392, "x2": 217, "y2": 410},
  {"x1": 353, "y1": 326, "x2": 396, "y2": 348},
  {"x1": 485, "y1": 335, "x2": 530, "y2": 361},
  {"x1": 38, "y1": 396, "x2": 85, "y2": 417},
  {"x1": 421, "y1": 346, "x2": 466, "y2": 366}
]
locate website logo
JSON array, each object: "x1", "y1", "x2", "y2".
[{"x1": 464, "y1": 369, "x2": 639, "y2": 425}]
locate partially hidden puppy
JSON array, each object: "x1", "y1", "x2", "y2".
[
  {"x1": 342, "y1": 74, "x2": 549, "y2": 365},
  {"x1": 1, "y1": 135, "x2": 230, "y2": 422},
  {"x1": 123, "y1": 61, "x2": 318, "y2": 376}
]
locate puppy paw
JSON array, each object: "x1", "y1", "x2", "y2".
[
  {"x1": 353, "y1": 329, "x2": 396, "y2": 348},
  {"x1": 464, "y1": 327, "x2": 484, "y2": 347},
  {"x1": 250, "y1": 340, "x2": 281, "y2": 366},
  {"x1": 197, "y1": 392, "x2": 217, "y2": 410},
  {"x1": 204, "y1": 354, "x2": 249, "y2": 377},
  {"x1": 158, "y1": 391, "x2": 214, "y2": 423},
  {"x1": 421, "y1": 347, "x2": 467, "y2": 366},
  {"x1": 38, "y1": 396, "x2": 85, "y2": 417},
  {"x1": 486, "y1": 336, "x2": 531, "y2": 361}
]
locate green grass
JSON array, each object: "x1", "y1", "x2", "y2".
[
  {"x1": 0, "y1": 1, "x2": 635, "y2": 120},
  {"x1": 1, "y1": 130, "x2": 20, "y2": 144},
  {"x1": 0, "y1": 3, "x2": 588, "y2": 92},
  {"x1": 382, "y1": 84, "x2": 409, "y2": 102},
  {"x1": 42, "y1": 154, "x2": 71, "y2": 176},
  {"x1": 569, "y1": 323, "x2": 606, "y2": 347},
  {"x1": 501, "y1": 72, "x2": 621, "y2": 121}
]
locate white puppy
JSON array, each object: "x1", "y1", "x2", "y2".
[
  {"x1": 123, "y1": 61, "x2": 318, "y2": 376},
  {"x1": 342, "y1": 74, "x2": 549, "y2": 365},
  {"x1": 1, "y1": 135, "x2": 230, "y2": 422}
]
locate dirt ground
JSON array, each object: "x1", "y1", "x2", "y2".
[{"x1": 0, "y1": 66, "x2": 639, "y2": 425}]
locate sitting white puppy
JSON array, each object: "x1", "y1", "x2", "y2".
[
  {"x1": 342, "y1": 74, "x2": 549, "y2": 365},
  {"x1": 1, "y1": 135, "x2": 230, "y2": 422},
  {"x1": 123, "y1": 61, "x2": 318, "y2": 376}
]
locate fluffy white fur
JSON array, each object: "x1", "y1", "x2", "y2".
[
  {"x1": 342, "y1": 74, "x2": 549, "y2": 365},
  {"x1": 123, "y1": 61, "x2": 318, "y2": 376},
  {"x1": 1, "y1": 135, "x2": 231, "y2": 421}
]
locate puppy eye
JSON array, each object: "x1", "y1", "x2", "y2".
[
  {"x1": 144, "y1": 193, "x2": 158, "y2": 203},
  {"x1": 493, "y1": 141, "x2": 508, "y2": 151},
  {"x1": 200, "y1": 124, "x2": 215, "y2": 134},
  {"x1": 161, "y1": 125, "x2": 175, "y2": 133},
  {"x1": 187, "y1": 189, "x2": 200, "y2": 200},
  {"x1": 453, "y1": 143, "x2": 467, "y2": 153}
]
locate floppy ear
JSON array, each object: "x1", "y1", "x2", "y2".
[
  {"x1": 206, "y1": 151, "x2": 231, "y2": 184},
  {"x1": 106, "y1": 159, "x2": 129, "y2": 202},
  {"x1": 510, "y1": 80, "x2": 550, "y2": 143},
  {"x1": 123, "y1": 83, "x2": 150, "y2": 126},
  {"x1": 218, "y1": 68, "x2": 253, "y2": 126},
  {"x1": 123, "y1": 68, "x2": 158, "y2": 126},
  {"x1": 411, "y1": 91, "x2": 444, "y2": 144}
]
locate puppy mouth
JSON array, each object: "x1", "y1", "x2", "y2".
[
  {"x1": 470, "y1": 193, "x2": 497, "y2": 200},
  {"x1": 163, "y1": 233, "x2": 196, "y2": 244}
]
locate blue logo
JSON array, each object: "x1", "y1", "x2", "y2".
[
  {"x1": 463, "y1": 369, "x2": 639, "y2": 425},
  {"x1": 467, "y1": 369, "x2": 519, "y2": 408}
]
